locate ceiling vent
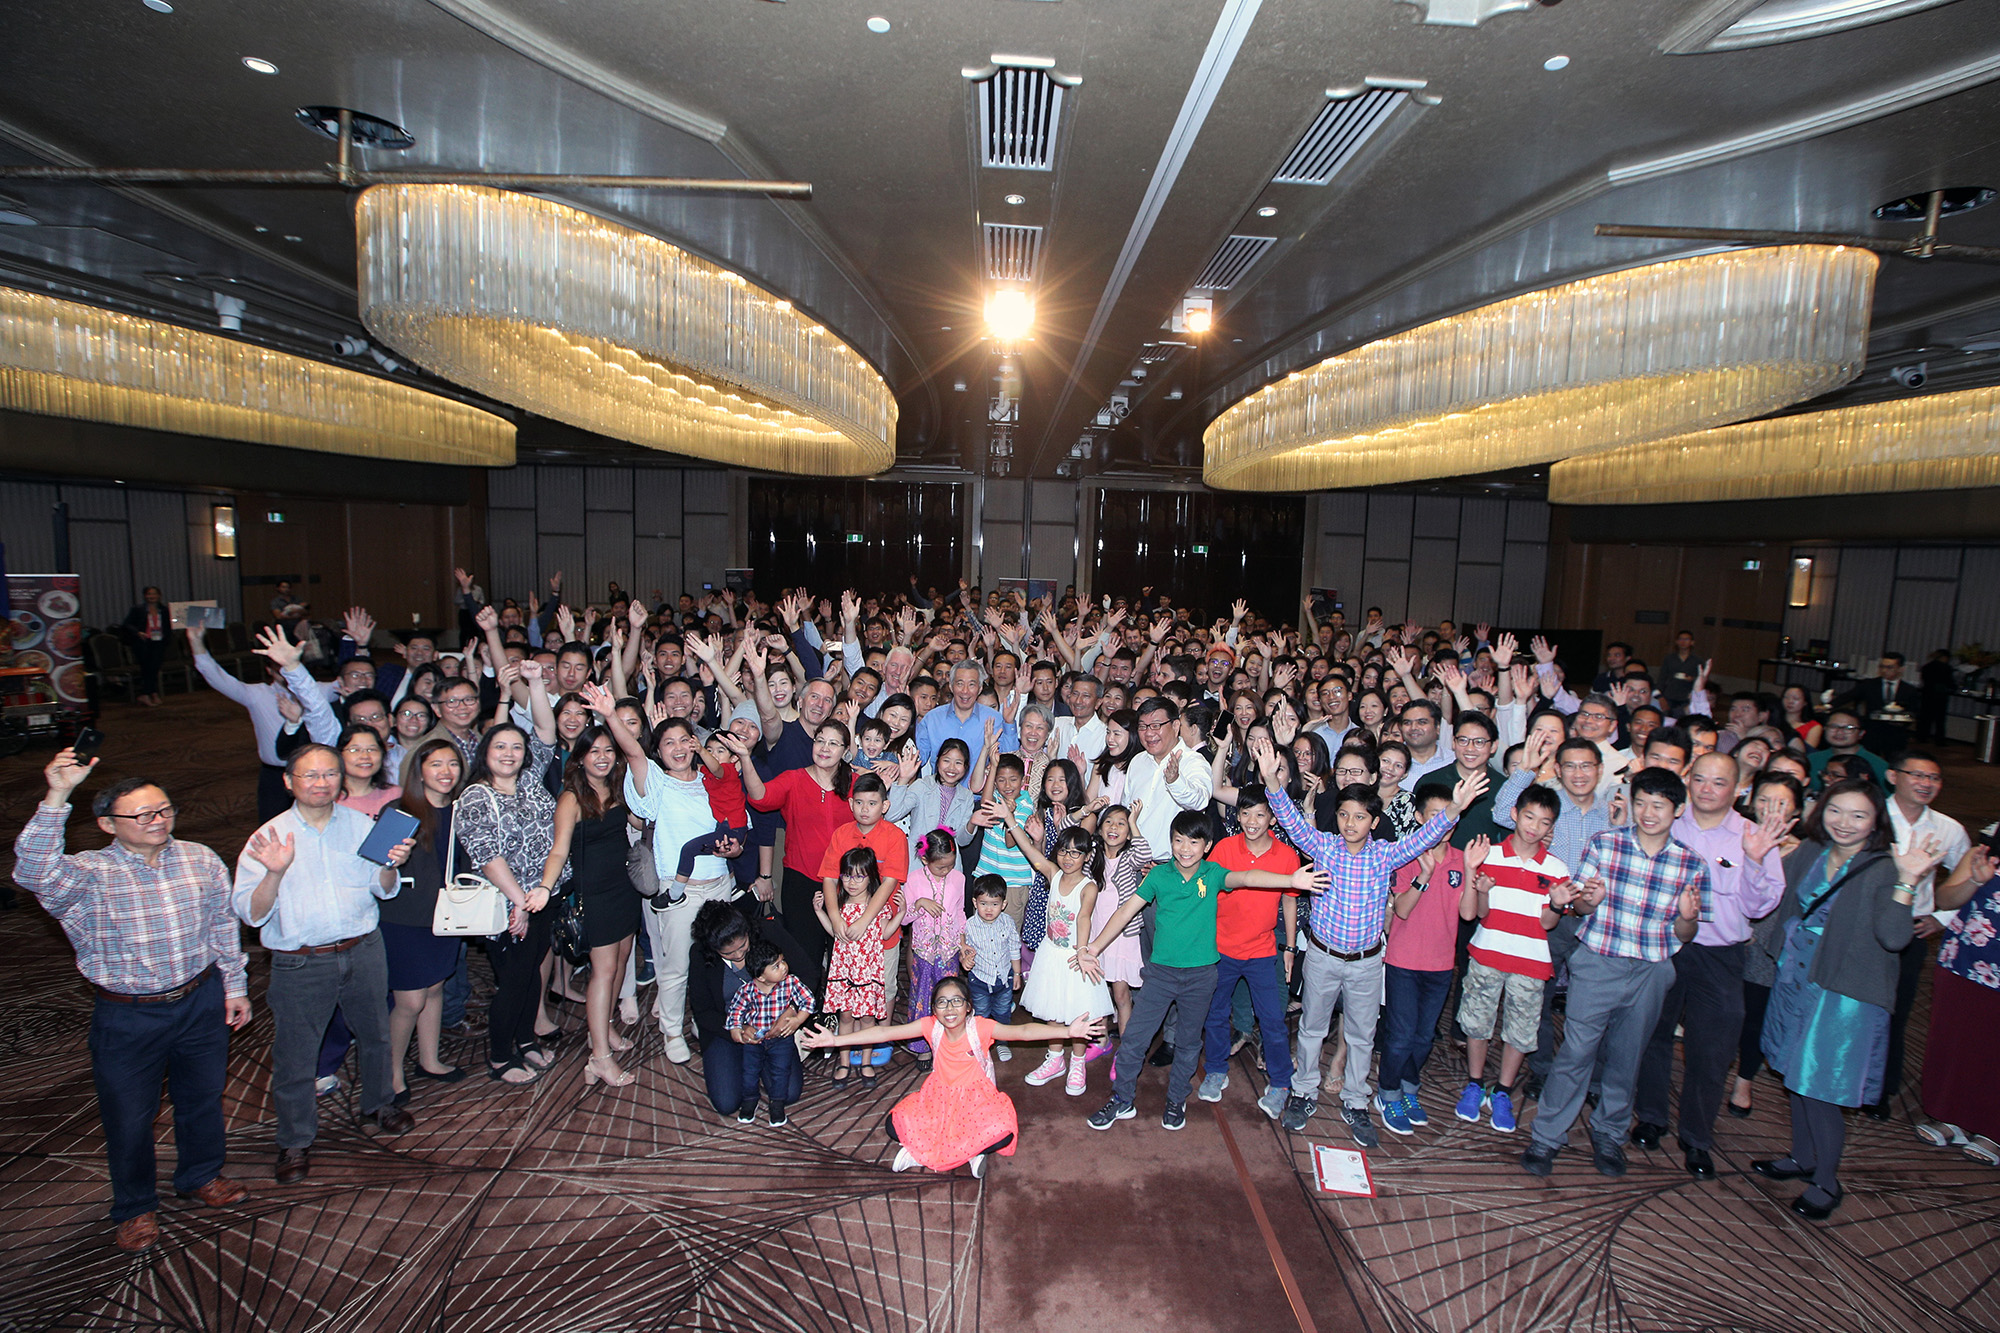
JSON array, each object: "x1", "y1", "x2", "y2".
[
  {"x1": 983, "y1": 222, "x2": 1044, "y2": 281},
  {"x1": 1272, "y1": 88, "x2": 1407, "y2": 186},
  {"x1": 1192, "y1": 235, "x2": 1277, "y2": 291},
  {"x1": 979, "y1": 67, "x2": 1065, "y2": 171}
]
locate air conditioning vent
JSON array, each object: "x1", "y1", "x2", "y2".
[
  {"x1": 1192, "y1": 235, "x2": 1277, "y2": 291},
  {"x1": 979, "y1": 67, "x2": 1065, "y2": 170},
  {"x1": 983, "y1": 223, "x2": 1044, "y2": 281},
  {"x1": 1272, "y1": 88, "x2": 1406, "y2": 186}
]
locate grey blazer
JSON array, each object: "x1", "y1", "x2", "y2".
[
  {"x1": 887, "y1": 776, "x2": 979, "y2": 874},
  {"x1": 1769, "y1": 841, "x2": 1914, "y2": 1011}
]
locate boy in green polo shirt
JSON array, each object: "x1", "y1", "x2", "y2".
[{"x1": 1078, "y1": 810, "x2": 1325, "y2": 1131}]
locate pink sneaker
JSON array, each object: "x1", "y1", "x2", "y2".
[
  {"x1": 1023, "y1": 1051, "x2": 1067, "y2": 1086},
  {"x1": 1084, "y1": 1039, "x2": 1116, "y2": 1065},
  {"x1": 1065, "y1": 1052, "x2": 1088, "y2": 1096}
]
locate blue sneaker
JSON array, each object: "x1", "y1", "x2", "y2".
[
  {"x1": 1402, "y1": 1093, "x2": 1429, "y2": 1128},
  {"x1": 1454, "y1": 1080, "x2": 1485, "y2": 1124},
  {"x1": 1376, "y1": 1092, "x2": 1414, "y2": 1136},
  {"x1": 1488, "y1": 1089, "x2": 1518, "y2": 1134}
]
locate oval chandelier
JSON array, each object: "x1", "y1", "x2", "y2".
[
  {"x1": 0, "y1": 287, "x2": 514, "y2": 465},
  {"x1": 1548, "y1": 384, "x2": 2000, "y2": 504},
  {"x1": 1203, "y1": 246, "x2": 1878, "y2": 491},
  {"x1": 356, "y1": 185, "x2": 897, "y2": 476}
]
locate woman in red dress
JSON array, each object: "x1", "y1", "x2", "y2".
[{"x1": 804, "y1": 976, "x2": 1103, "y2": 1177}]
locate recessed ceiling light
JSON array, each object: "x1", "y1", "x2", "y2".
[
  {"x1": 142, "y1": 0, "x2": 173, "y2": 12},
  {"x1": 283, "y1": 234, "x2": 303, "y2": 242},
  {"x1": 866, "y1": 15, "x2": 891, "y2": 32},
  {"x1": 242, "y1": 56, "x2": 280, "y2": 74},
  {"x1": 253, "y1": 225, "x2": 269, "y2": 233},
  {"x1": 1543, "y1": 54, "x2": 1569, "y2": 71},
  {"x1": 941, "y1": 325, "x2": 952, "y2": 330},
  {"x1": 1256, "y1": 205, "x2": 1277, "y2": 218},
  {"x1": 1004, "y1": 194, "x2": 1026, "y2": 207}
]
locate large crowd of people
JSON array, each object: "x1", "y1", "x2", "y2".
[{"x1": 16, "y1": 569, "x2": 2000, "y2": 1253}]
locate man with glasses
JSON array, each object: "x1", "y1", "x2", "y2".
[
  {"x1": 233, "y1": 744, "x2": 417, "y2": 1184},
  {"x1": 1572, "y1": 695, "x2": 1630, "y2": 798},
  {"x1": 1445, "y1": 713, "x2": 1507, "y2": 849},
  {"x1": 1123, "y1": 697, "x2": 1216, "y2": 854},
  {"x1": 1314, "y1": 677, "x2": 1357, "y2": 753},
  {"x1": 432, "y1": 678, "x2": 486, "y2": 767},
  {"x1": 1874, "y1": 751, "x2": 1973, "y2": 1120},
  {"x1": 1806, "y1": 709, "x2": 1888, "y2": 789},
  {"x1": 14, "y1": 750, "x2": 251, "y2": 1251}
]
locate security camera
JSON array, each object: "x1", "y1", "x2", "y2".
[
  {"x1": 1108, "y1": 394, "x2": 1130, "y2": 420},
  {"x1": 1890, "y1": 363, "x2": 1928, "y2": 389},
  {"x1": 333, "y1": 335, "x2": 369, "y2": 357}
]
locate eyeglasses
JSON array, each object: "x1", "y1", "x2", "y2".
[
  {"x1": 108, "y1": 804, "x2": 176, "y2": 825},
  {"x1": 293, "y1": 769, "x2": 342, "y2": 783},
  {"x1": 396, "y1": 708, "x2": 430, "y2": 719},
  {"x1": 1453, "y1": 735, "x2": 1494, "y2": 749},
  {"x1": 1579, "y1": 710, "x2": 1616, "y2": 724},
  {"x1": 340, "y1": 743, "x2": 381, "y2": 755},
  {"x1": 933, "y1": 996, "x2": 969, "y2": 1010},
  {"x1": 1558, "y1": 761, "x2": 1601, "y2": 774},
  {"x1": 1826, "y1": 723, "x2": 1860, "y2": 734}
]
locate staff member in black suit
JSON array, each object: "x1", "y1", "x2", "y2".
[
  {"x1": 120, "y1": 587, "x2": 171, "y2": 707},
  {"x1": 1836, "y1": 652, "x2": 1920, "y2": 757}
]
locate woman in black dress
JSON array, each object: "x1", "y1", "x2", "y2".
[
  {"x1": 541, "y1": 723, "x2": 642, "y2": 1087},
  {"x1": 380, "y1": 737, "x2": 470, "y2": 1101}
]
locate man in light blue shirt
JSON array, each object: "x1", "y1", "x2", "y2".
[
  {"x1": 234, "y1": 744, "x2": 414, "y2": 1181},
  {"x1": 914, "y1": 661, "x2": 1017, "y2": 768}
]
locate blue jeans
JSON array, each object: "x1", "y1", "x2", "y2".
[
  {"x1": 1379, "y1": 964, "x2": 1454, "y2": 1098},
  {"x1": 741, "y1": 1035, "x2": 800, "y2": 1109},
  {"x1": 967, "y1": 972, "x2": 1013, "y2": 1023},
  {"x1": 90, "y1": 968, "x2": 231, "y2": 1220},
  {"x1": 1203, "y1": 951, "x2": 1294, "y2": 1090},
  {"x1": 703, "y1": 1035, "x2": 803, "y2": 1115}
]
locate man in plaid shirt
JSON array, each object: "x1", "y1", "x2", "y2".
[
  {"x1": 1252, "y1": 737, "x2": 1488, "y2": 1145},
  {"x1": 725, "y1": 939, "x2": 817, "y2": 1126},
  {"x1": 1523, "y1": 765, "x2": 1708, "y2": 1180},
  {"x1": 12, "y1": 748, "x2": 252, "y2": 1252}
]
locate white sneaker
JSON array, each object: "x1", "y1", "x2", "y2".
[
  {"x1": 968, "y1": 1152, "x2": 988, "y2": 1179},
  {"x1": 1023, "y1": 1051, "x2": 1067, "y2": 1086},
  {"x1": 892, "y1": 1146, "x2": 919, "y2": 1173},
  {"x1": 314, "y1": 1074, "x2": 342, "y2": 1099},
  {"x1": 995, "y1": 1043, "x2": 1012, "y2": 1062},
  {"x1": 663, "y1": 1036, "x2": 692, "y2": 1064}
]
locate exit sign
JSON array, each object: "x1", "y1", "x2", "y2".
[
  {"x1": 846, "y1": 533, "x2": 865, "y2": 544},
  {"x1": 1190, "y1": 544, "x2": 1209, "y2": 555}
]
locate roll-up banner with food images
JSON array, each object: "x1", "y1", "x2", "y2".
[{"x1": 7, "y1": 574, "x2": 86, "y2": 711}]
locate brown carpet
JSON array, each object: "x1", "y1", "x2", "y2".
[{"x1": 1, "y1": 689, "x2": 1995, "y2": 1330}]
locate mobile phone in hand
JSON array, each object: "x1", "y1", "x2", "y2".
[{"x1": 71, "y1": 727, "x2": 106, "y2": 762}]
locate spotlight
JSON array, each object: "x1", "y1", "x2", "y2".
[
  {"x1": 1180, "y1": 295, "x2": 1214, "y2": 335},
  {"x1": 242, "y1": 56, "x2": 279, "y2": 74},
  {"x1": 985, "y1": 288, "x2": 1035, "y2": 341}
]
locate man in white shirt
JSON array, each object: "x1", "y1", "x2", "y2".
[
  {"x1": 234, "y1": 744, "x2": 415, "y2": 1182},
  {"x1": 1122, "y1": 697, "x2": 1215, "y2": 852},
  {"x1": 1053, "y1": 674, "x2": 1107, "y2": 765},
  {"x1": 1874, "y1": 750, "x2": 1972, "y2": 1118},
  {"x1": 1573, "y1": 694, "x2": 1633, "y2": 799},
  {"x1": 1313, "y1": 677, "x2": 1356, "y2": 753},
  {"x1": 189, "y1": 625, "x2": 341, "y2": 821},
  {"x1": 1401, "y1": 700, "x2": 1453, "y2": 784}
]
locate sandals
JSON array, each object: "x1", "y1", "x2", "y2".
[
  {"x1": 521, "y1": 1041, "x2": 557, "y2": 1070},
  {"x1": 488, "y1": 1060, "x2": 543, "y2": 1085},
  {"x1": 1966, "y1": 1135, "x2": 2000, "y2": 1166},
  {"x1": 1916, "y1": 1121, "x2": 1970, "y2": 1148}
]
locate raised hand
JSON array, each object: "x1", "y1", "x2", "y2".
[
  {"x1": 519, "y1": 657, "x2": 545, "y2": 686},
  {"x1": 556, "y1": 605, "x2": 577, "y2": 645},
  {"x1": 253, "y1": 624, "x2": 302, "y2": 672},
  {"x1": 343, "y1": 606, "x2": 376, "y2": 644},
  {"x1": 1510, "y1": 663, "x2": 1537, "y2": 700},
  {"x1": 1547, "y1": 876, "x2": 1578, "y2": 910},
  {"x1": 1518, "y1": 725, "x2": 1556, "y2": 774},
  {"x1": 1387, "y1": 645, "x2": 1417, "y2": 678},
  {"x1": 1148, "y1": 617, "x2": 1172, "y2": 646},
  {"x1": 1492, "y1": 632, "x2": 1518, "y2": 670},
  {"x1": 840, "y1": 589, "x2": 861, "y2": 627},
  {"x1": 1248, "y1": 733, "x2": 1283, "y2": 785},
  {"x1": 496, "y1": 659, "x2": 522, "y2": 691},
  {"x1": 1677, "y1": 883, "x2": 1702, "y2": 922},
  {"x1": 578, "y1": 681, "x2": 618, "y2": 717},
  {"x1": 684, "y1": 631, "x2": 718, "y2": 664},
  {"x1": 1232, "y1": 597, "x2": 1249, "y2": 623},
  {"x1": 1452, "y1": 635, "x2": 1471, "y2": 657},
  {"x1": 1894, "y1": 832, "x2": 1945, "y2": 884},
  {"x1": 1741, "y1": 810, "x2": 1796, "y2": 862},
  {"x1": 1475, "y1": 622, "x2": 1492, "y2": 644},
  {"x1": 454, "y1": 567, "x2": 474, "y2": 593},
  {"x1": 1531, "y1": 635, "x2": 1557, "y2": 666},
  {"x1": 246, "y1": 828, "x2": 296, "y2": 873},
  {"x1": 1449, "y1": 768, "x2": 1491, "y2": 815},
  {"x1": 43, "y1": 747, "x2": 98, "y2": 798},
  {"x1": 630, "y1": 599, "x2": 648, "y2": 632},
  {"x1": 474, "y1": 604, "x2": 500, "y2": 634}
]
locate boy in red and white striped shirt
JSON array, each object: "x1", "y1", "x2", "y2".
[{"x1": 1453, "y1": 783, "x2": 1581, "y2": 1133}]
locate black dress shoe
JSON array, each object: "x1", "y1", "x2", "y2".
[
  {"x1": 1592, "y1": 1140, "x2": 1628, "y2": 1177},
  {"x1": 1520, "y1": 1143, "x2": 1561, "y2": 1177},
  {"x1": 1861, "y1": 1101, "x2": 1892, "y2": 1121},
  {"x1": 1683, "y1": 1146, "x2": 1716, "y2": 1180},
  {"x1": 274, "y1": 1147, "x2": 311, "y2": 1184},
  {"x1": 1790, "y1": 1186, "x2": 1843, "y2": 1221},
  {"x1": 1752, "y1": 1158, "x2": 1810, "y2": 1180},
  {"x1": 1724, "y1": 1101, "x2": 1754, "y2": 1119},
  {"x1": 367, "y1": 1105, "x2": 416, "y2": 1136},
  {"x1": 1148, "y1": 1043, "x2": 1175, "y2": 1068},
  {"x1": 1630, "y1": 1121, "x2": 1666, "y2": 1150},
  {"x1": 392, "y1": 1087, "x2": 412, "y2": 1108},
  {"x1": 413, "y1": 1065, "x2": 467, "y2": 1084}
]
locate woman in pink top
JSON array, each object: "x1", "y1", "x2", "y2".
[{"x1": 335, "y1": 723, "x2": 403, "y2": 817}]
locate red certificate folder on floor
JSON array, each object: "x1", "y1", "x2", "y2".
[{"x1": 1312, "y1": 1143, "x2": 1376, "y2": 1197}]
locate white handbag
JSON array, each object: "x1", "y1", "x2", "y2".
[{"x1": 432, "y1": 793, "x2": 512, "y2": 938}]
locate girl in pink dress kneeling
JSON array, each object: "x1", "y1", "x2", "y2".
[{"x1": 803, "y1": 976, "x2": 1103, "y2": 1178}]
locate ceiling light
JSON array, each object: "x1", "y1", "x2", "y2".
[
  {"x1": 0, "y1": 288, "x2": 513, "y2": 465},
  {"x1": 1548, "y1": 385, "x2": 2000, "y2": 505},
  {"x1": 984, "y1": 288, "x2": 1035, "y2": 341},
  {"x1": 1256, "y1": 206, "x2": 1278, "y2": 218},
  {"x1": 142, "y1": 0, "x2": 173, "y2": 11},
  {"x1": 241, "y1": 56, "x2": 279, "y2": 74},
  {"x1": 1179, "y1": 295, "x2": 1214, "y2": 335},
  {"x1": 1004, "y1": 194, "x2": 1026, "y2": 207},
  {"x1": 1203, "y1": 245, "x2": 1877, "y2": 492},
  {"x1": 866, "y1": 15, "x2": 891, "y2": 32},
  {"x1": 356, "y1": 185, "x2": 895, "y2": 476},
  {"x1": 1543, "y1": 54, "x2": 1569, "y2": 70},
  {"x1": 1184, "y1": 307, "x2": 1212, "y2": 335}
]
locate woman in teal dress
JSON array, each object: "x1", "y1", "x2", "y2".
[{"x1": 1756, "y1": 778, "x2": 1942, "y2": 1220}]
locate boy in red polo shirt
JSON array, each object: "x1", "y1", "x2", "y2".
[
  {"x1": 819, "y1": 772, "x2": 909, "y2": 1064},
  {"x1": 1198, "y1": 783, "x2": 1299, "y2": 1120}
]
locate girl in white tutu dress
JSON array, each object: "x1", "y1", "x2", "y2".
[{"x1": 1005, "y1": 811, "x2": 1115, "y2": 1097}]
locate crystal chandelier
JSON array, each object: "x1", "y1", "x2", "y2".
[
  {"x1": 1548, "y1": 384, "x2": 2000, "y2": 504},
  {"x1": 356, "y1": 185, "x2": 897, "y2": 476},
  {"x1": 0, "y1": 287, "x2": 514, "y2": 465},
  {"x1": 1203, "y1": 246, "x2": 1878, "y2": 491}
]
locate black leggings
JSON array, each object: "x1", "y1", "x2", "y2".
[
  {"x1": 1787, "y1": 1093, "x2": 1847, "y2": 1204},
  {"x1": 782, "y1": 866, "x2": 832, "y2": 970},
  {"x1": 487, "y1": 910, "x2": 552, "y2": 1067}
]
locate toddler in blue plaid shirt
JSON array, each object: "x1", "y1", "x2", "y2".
[{"x1": 726, "y1": 940, "x2": 817, "y2": 1127}]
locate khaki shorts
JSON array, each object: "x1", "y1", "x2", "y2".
[{"x1": 1456, "y1": 958, "x2": 1544, "y2": 1053}]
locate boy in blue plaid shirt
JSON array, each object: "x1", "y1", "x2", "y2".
[{"x1": 726, "y1": 940, "x2": 817, "y2": 1127}]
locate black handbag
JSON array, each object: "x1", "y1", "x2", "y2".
[{"x1": 550, "y1": 889, "x2": 589, "y2": 961}]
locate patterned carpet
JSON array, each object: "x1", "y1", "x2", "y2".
[{"x1": 1, "y1": 690, "x2": 1996, "y2": 1331}]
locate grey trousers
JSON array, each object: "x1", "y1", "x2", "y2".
[
  {"x1": 267, "y1": 930, "x2": 393, "y2": 1150},
  {"x1": 1293, "y1": 942, "x2": 1385, "y2": 1108},
  {"x1": 1529, "y1": 922, "x2": 1582, "y2": 1083},
  {"x1": 1110, "y1": 962, "x2": 1217, "y2": 1108},
  {"x1": 642, "y1": 873, "x2": 738, "y2": 1042},
  {"x1": 1529, "y1": 945, "x2": 1675, "y2": 1152}
]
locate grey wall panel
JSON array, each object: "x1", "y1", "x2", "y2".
[
  {"x1": 1029, "y1": 522, "x2": 1075, "y2": 586},
  {"x1": 1412, "y1": 496, "x2": 1460, "y2": 539},
  {"x1": 683, "y1": 515, "x2": 732, "y2": 591},
  {"x1": 536, "y1": 467, "x2": 587, "y2": 534},
  {"x1": 1459, "y1": 498, "x2": 1507, "y2": 564},
  {"x1": 184, "y1": 493, "x2": 241, "y2": 618},
  {"x1": 1454, "y1": 563, "x2": 1503, "y2": 627},
  {"x1": 1364, "y1": 494, "x2": 1413, "y2": 559},
  {"x1": 2, "y1": 480, "x2": 62, "y2": 572},
  {"x1": 69, "y1": 521, "x2": 132, "y2": 626},
  {"x1": 1886, "y1": 579, "x2": 1957, "y2": 662},
  {"x1": 487, "y1": 510, "x2": 538, "y2": 604},
  {"x1": 586, "y1": 466, "x2": 634, "y2": 513},
  {"x1": 634, "y1": 470, "x2": 684, "y2": 536},
  {"x1": 982, "y1": 520, "x2": 1022, "y2": 582},
  {"x1": 538, "y1": 535, "x2": 587, "y2": 600},
  {"x1": 585, "y1": 508, "x2": 635, "y2": 601},
  {"x1": 684, "y1": 470, "x2": 731, "y2": 515},
  {"x1": 59, "y1": 484, "x2": 127, "y2": 522},
  {"x1": 1507, "y1": 500, "x2": 1550, "y2": 543},
  {"x1": 985, "y1": 479, "x2": 1023, "y2": 523},
  {"x1": 1320, "y1": 492, "x2": 1367, "y2": 535},
  {"x1": 1407, "y1": 537, "x2": 1459, "y2": 626},
  {"x1": 1499, "y1": 541, "x2": 1547, "y2": 628},
  {"x1": 1316, "y1": 534, "x2": 1366, "y2": 602},
  {"x1": 1362, "y1": 558, "x2": 1409, "y2": 623},
  {"x1": 634, "y1": 536, "x2": 684, "y2": 605},
  {"x1": 1828, "y1": 547, "x2": 1895, "y2": 665},
  {"x1": 1951, "y1": 548, "x2": 2000, "y2": 652},
  {"x1": 127, "y1": 489, "x2": 191, "y2": 603},
  {"x1": 486, "y1": 465, "x2": 537, "y2": 509},
  {"x1": 1896, "y1": 547, "x2": 1961, "y2": 580}
]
